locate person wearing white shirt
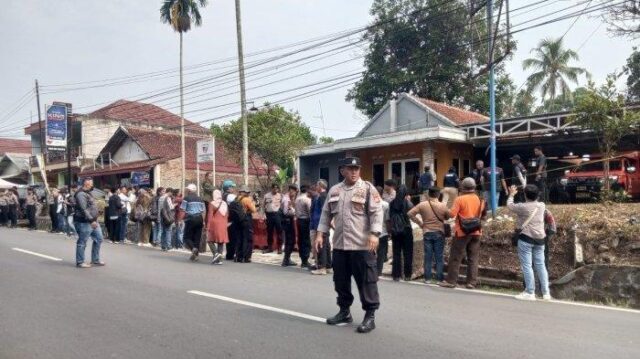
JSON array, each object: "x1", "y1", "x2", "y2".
[{"x1": 117, "y1": 186, "x2": 130, "y2": 243}]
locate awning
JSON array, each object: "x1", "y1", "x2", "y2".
[{"x1": 80, "y1": 158, "x2": 165, "y2": 177}]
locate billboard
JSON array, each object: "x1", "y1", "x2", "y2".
[
  {"x1": 130, "y1": 171, "x2": 151, "y2": 186},
  {"x1": 45, "y1": 104, "x2": 67, "y2": 151},
  {"x1": 197, "y1": 138, "x2": 215, "y2": 163}
]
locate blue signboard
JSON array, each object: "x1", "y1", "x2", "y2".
[
  {"x1": 130, "y1": 171, "x2": 151, "y2": 186},
  {"x1": 46, "y1": 104, "x2": 67, "y2": 150}
]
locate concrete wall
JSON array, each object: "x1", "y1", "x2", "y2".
[
  {"x1": 112, "y1": 138, "x2": 148, "y2": 163},
  {"x1": 81, "y1": 118, "x2": 121, "y2": 161},
  {"x1": 156, "y1": 158, "x2": 264, "y2": 192}
]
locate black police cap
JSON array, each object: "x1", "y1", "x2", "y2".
[{"x1": 341, "y1": 157, "x2": 362, "y2": 167}]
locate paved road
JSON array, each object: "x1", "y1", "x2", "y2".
[{"x1": 1, "y1": 228, "x2": 638, "y2": 359}]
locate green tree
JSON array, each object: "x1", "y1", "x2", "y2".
[
  {"x1": 346, "y1": 0, "x2": 514, "y2": 118},
  {"x1": 212, "y1": 105, "x2": 316, "y2": 188},
  {"x1": 523, "y1": 37, "x2": 589, "y2": 106},
  {"x1": 624, "y1": 47, "x2": 640, "y2": 101},
  {"x1": 573, "y1": 75, "x2": 640, "y2": 192},
  {"x1": 502, "y1": 86, "x2": 537, "y2": 118},
  {"x1": 534, "y1": 87, "x2": 589, "y2": 114},
  {"x1": 160, "y1": 0, "x2": 208, "y2": 190},
  {"x1": 319, "y1": 136, "x2": 335, "y2": 144}
]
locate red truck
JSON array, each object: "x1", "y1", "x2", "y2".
[{"x1": 561, "y1": 151, "x2": 640, "y2": 202}]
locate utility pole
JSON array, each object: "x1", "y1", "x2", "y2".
[
  {"x1": 487, "y1": 0, "x2": 498, "y2": 216},
  {"x1": 35, "y1": 80, "x2": 44, "y2": 157},
  {"x1": 234, "y1": 0, "x2": 249, "y2": 186},
  {"x1": 66, "y1": 108, "x2": 72, "y2": 188}
]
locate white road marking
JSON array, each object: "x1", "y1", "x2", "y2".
[
  {"x1": 12, "y1": 248, "x2": 63, "y2": 261},
  {"x1": 379, "y1": 277, "x2": 640, "y2": 314},
  {"x1": 188, "y1": 290, "x2": 326, "y2": 323}
]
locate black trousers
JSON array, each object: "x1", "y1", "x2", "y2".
[
  {"x1": 226, "y1": 224, "x2": 239, "y2": 260},
  {"x1": 49, "y1": 204, "x2": 57, "y2": 231},
  {"x1": 333, "y1": 249, "x2": 380, "y2": 311},
  {"x1": 536, "y1": 178, "x2": 548, "y2": 203},
  {"x1": 392, "y1": 227, "x2": 414, "y2": 279},
  {"x1": 237, "y1": 215, "x2": 254, "y2": 261},
  {"x1": 265, "y1": 212, "x2": 282, "y2": 249},
  {"x1": 282, "y1": 217, "x2": 296, "y2": 260},
  {"x1": 297, "y1": 218, "x2": 311, "y2": 264},
  {"x1": 26, "y1": 205, "x2": 36, "y2": 230},
  {"x1": 317, "y1": 231, "x2": 332, "y2": 269},
  {"x1": 8, "y1": 205, "x2": 17, "y2": 227},
  {"x1": 376, "y1": 235, "x2": 390, "y2": 276},
  {"x1": 0, "y1": 205, "x2": 7, "y2": 226},
  {"x1": 184, "y1": 216, "x2": 204, "y2": 252}
]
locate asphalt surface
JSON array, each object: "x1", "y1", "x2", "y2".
[{"x1": 1, "y1": 228, "x2": 638, "y2": 359}]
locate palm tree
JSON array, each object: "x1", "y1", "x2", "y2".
[
  {"x1": 523, "y1": 37, "x2": 589, "y2": 109},
  {"x1": 160, "y1": 0, "x2": 208, "y2": 191}
]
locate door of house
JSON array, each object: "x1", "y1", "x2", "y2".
[
  {"x1": 373, "y1": 164, "x2": 385, "y2": 187},
  {"x1": 389, "y1": 159, "x2": 421, "y2": 194}
]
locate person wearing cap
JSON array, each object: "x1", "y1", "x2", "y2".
[
  {"x1": 262, "y1": 183, "x2": 283, "y2": 254},
  {"x1": 281, "y1": 184, "x2": 299, "y2": 266},
  {"x1": 439, "y1": 177, "x2": 486, "y2": 289},
  {"x1": 315, "y1": 157, "x2": 383, "y2": 334},
  {"x1": 222, "y1": 180, "x2": 239, "y2": 260},
  {"x1": 180, "y1": 184, "x2": 206, "y2": 261},
  {"x1": 236, "y1": 185, "x2": 257, "y2": 263},
  {"x1": 408, "y1": 186, "x2": 449, "y2": 282},
  {"x1": 441, "y1": 166, "x2": 460, "y2": 208},
  {"x1": 511, "y1": 154, "x2": 528, "y2": 203}
]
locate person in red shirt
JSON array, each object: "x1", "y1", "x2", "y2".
[
  {"x1": 439, "y1": 177, "x2": 486, "y2": 289},
  {"x1": 173, "y1": 189, "x2": 185, "y2": 249}
]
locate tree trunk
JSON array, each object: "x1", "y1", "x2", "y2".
[
  {"x1": 180, "y1": 32, "x2": 186, "y2": 192},
  {"x1": 603, "y1": 147, "x2": 612, "y2": 193}
]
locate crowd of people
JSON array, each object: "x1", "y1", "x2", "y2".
[{"x1": 2, "y1": 147, "x2": 556, "y2": 306}]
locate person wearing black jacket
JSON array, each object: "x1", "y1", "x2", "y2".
[
  {"x1": 389, "y1": 185, "x2": 414, "y2": 281},
  {"x1": 107, "y1": 188, "x2": 124, "y2": 243},
  {"x1": 74, "y1": 177, "x2": 105, "y2": 268}
]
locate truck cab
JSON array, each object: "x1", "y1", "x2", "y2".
[{"x1": 561, "y1": 151, "x2": 640, "y2": 202}]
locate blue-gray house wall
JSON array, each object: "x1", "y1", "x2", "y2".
[
  {"x1": 299, "y1": 152, "x2": 345, "y2": 188},
  {"x1": 360, "y1": 96, "x2": 453, "y2": 137}
]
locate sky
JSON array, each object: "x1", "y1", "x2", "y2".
[{"x1": 0, "y1": 0, "x2": 636, "y2": 143}]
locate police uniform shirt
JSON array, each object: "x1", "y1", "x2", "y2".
[
  {"x1": 264, "y1": 192, "x2": 282, "y2": 213},
  {"x1": 281, "y1": 194, "x2": 295, "y2": 217},
  {"x1": 294, "y1": 194, "x2": 311, "y2": 219},
  {"x1": 317, "y1": 178, "x2": 383, "y2": 251}
]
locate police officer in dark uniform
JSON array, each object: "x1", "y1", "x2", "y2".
[{"x1": 315, "y1": 157, "x2": 384, "y2": 334}]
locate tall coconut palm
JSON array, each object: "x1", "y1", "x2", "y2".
[
  {"x1": 160, "y1": 0, "x2": 208, "y2": 191},
  {"x1": 523, "y1": 37, "x2": 589, "y2": 108}
]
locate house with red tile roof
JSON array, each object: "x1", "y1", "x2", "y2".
[
  {"x1": 80, "y1": 126, "x2": 269, "y2": 190},
  {"x1": 24, "y1": 100, "x2": 219, "y2": 188},
  {"x1": 298, "y1": 93, "x2": 488, "y2": 191}
]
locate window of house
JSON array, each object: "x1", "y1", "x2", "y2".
[
  {"x1": 373, "y1": 164, "x2": 385, "y2": 187},
  {"x1": 389, "y1": 159, "x2": 421, "y2": 194}
]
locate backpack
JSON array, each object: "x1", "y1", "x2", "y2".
[{"x1": 228, "y1": 199, "x2": 246, "y2": 225}]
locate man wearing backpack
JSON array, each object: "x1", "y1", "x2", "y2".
[
  {"x1": 160, "y1": 188, "x2": 176, "y2": 252},
  {"x1": 439, "y1": 177, "x2": 486, "y2": 289}
]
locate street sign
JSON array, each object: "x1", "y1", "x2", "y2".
[
  {"x1": 45, "y1": 104, "x2": 67, "y2": 151},
  {"x1": 197, "y1": 138, "x2": 215, "y2": 163}
]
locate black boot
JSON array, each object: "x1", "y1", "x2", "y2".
[
  {"x1": 326, "y1": 308, "x2": 353, "y2": 325},
  {"x1": 357, "y1": 311, "x2": 376, "y2": 333}
]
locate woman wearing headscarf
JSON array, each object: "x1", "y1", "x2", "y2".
[
  {"x1": 389, "y1": 185, "x2": 414, "y2": 281},
  {"x1": 206, "y1": 189, "x2": 229, "y2": 265},
  {"x1": 135, "y1": 190, "x2": 153, "y2": 247}
]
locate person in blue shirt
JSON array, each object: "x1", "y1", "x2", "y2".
[
  {"x1": 419, "y1": 165, "x2": 434, "y2": 195},
  {"x1": 180, "y1": 183, "x2": 206, "y2": 261},
  {"x1": 310, "y1": 179, "x2": 331, "y2": 275},
  {"x1": 442, "y1": 166, "x2": 460, "y2": 208}
]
